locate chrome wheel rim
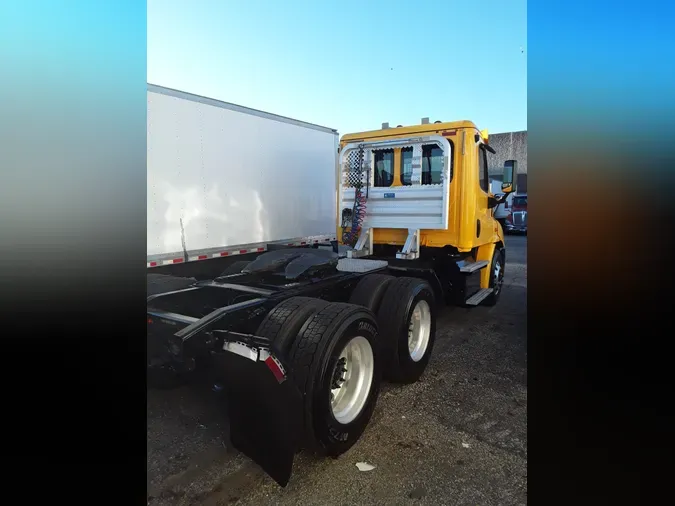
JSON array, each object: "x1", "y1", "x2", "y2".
[
  {"x1": 494, "y1": 257, "x2": 504, "y2": 295},
  {"x1": 407, "y1": 300, "x2": 432, "y2": 362},
  {"x1": 330, "y1": 336, "x2": 374, "y2": 425}
]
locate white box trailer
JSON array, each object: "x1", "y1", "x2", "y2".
[{"x1": 147, "y1": 84, "x2": 338, "y2": 267}]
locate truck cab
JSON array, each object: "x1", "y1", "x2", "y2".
[
  {"x1": 337, "y1": 119, "x2": 516, "y2": 306},
  {"x1": 505, "y1": 193, "x2": 527, "y2": 234}
]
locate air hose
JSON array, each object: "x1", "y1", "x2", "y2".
[{"x1": 341, "y1": 147, "x2": 368, "y2": 247}]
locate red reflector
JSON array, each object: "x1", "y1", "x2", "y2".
[
  {"x1": 149, "y1": 261, "x2": 157, "y2": 267},
  {"x1": 220, "y1": 251, "x2": 229, "y2": 256},
  {"x1": 172, "y1": 258, "x2": 183, "y2": 264},
  {"x1": 264, "y1": 356, "x2": 286, "y2": 383},
  {"x1": 239, "y1": 249, "x2": 247, "y2": 254},
  {"x1": 442, "y1": 130, "x2": 456, "y2": 136},
  {"x1": 198, "y1": 255, "x2": 207, "y2": 260},
  {"x1": 256, "y1": 247, "x2": 264, "y2": 252},
  {"x1": 147, "y1": 317, "x2": 153, "y2": 324},
  {"x1": 300, "y1": 242, "x2": 306, "y2": 245}
]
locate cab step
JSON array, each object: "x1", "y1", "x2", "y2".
[
  {"x1": 459, "y1": 260, "x2": 489, "y2": 273},
  {"x1": 465, "y1": 288, "x2": 493, "y2": 306}
]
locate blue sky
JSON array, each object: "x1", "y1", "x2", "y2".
[{"x1": 148, "y1": 0, "x2": 526, "y2": 135}]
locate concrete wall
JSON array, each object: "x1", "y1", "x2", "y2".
[
  {"x1": 487, "y1": 130, "x2": 527, "y2": 193},
  {"x1": 487, "y1": 130, "x2": 527, "y2": 175}
]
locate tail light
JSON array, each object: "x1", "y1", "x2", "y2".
[{"x1": 506, "y1": 213, "x2": 513, "y2": 223}]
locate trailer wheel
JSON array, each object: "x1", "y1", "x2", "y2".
[
  {"x1": 289, "y1": 303, "x2": 381, "y2": 456},
  {"x1": 219, "y1": 260, "x2": 251, "y2": 277},
  {"x1": 377, "y1": 277, "x2": 436, "y2": 384},
  {"x1": 483, "y1": 248, "x2": 505, "y2": 306},
  {"x1": 256, "y1": 297, "x2": 329, "y2": 355},
  {"x1": 348, "y1": 273, "x2": 395, "y2": 313}
]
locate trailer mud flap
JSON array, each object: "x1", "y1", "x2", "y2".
[{"x1": 219, "y1": 350, "x2": 304, "y2": 487}]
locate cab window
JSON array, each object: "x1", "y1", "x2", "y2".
[
  {"x1": 374, "y1": 149, "x2": 394, "y2": 187},
  {"x1": 400, "y1": 143, "x2": 451, "y2": 186},
  {"x1": 478, "y1": 145, "x2": 489, "y2": 193},
  {"x1": 422, "y1": 145, "x2": 444, "y2": 185},
  {"x1": 401, "y1": 147, "x2": 413, "y2": 185}
]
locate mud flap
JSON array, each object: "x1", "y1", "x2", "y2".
[{"x1": 218, "y1": 350, "x2": 304, "y2": 487}]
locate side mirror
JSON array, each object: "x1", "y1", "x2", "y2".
[{"x1": 502, "y1": 160, "x2": 517, "y2": 193}]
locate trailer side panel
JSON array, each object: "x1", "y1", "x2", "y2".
[{"x1": 147, "y1": 86, "x2": 338, "y2": 259}]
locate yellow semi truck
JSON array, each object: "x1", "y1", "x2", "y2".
[{"x1": 147, "y1": 109, "x2": 515, "y2": 486}]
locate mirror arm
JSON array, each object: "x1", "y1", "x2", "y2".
[{"x1": 488, "y1": 194, "x2": 507, "y2": 208}]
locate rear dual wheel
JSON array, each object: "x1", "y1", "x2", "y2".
[
  {"x1": 256, "y1": 298, "x2": 381, "y2": 456},
  {"x1": 349, "y1": 274, "x2": 437, "y2": 384},
  {"x1": 377, "y1": 277, "x2": 437, "y2": 384}
]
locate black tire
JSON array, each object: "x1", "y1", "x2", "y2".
[
  {"x1": 147, "y1": 273, "x2": 197, "y2": 297},
  {"x1": 377, "y1": 277, "x2": 436, "y2": 384},
  {"x1": 219, "y1": 260, "x2": 251, "y2": 277},
  {"x1": 256, "y1": 297, "x2": 330, "y2": 355},
  {"x1": 288, "y1": 303, "x2": 381, "y2": 456},
  {"x1": 348, "y1": 273, "x2": 396, "y2": 313},
  {"x1": 483, "y1": 248, "x2": 505, "y2": 306}
]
